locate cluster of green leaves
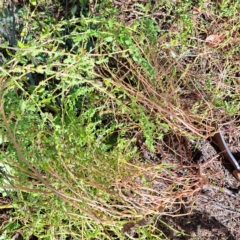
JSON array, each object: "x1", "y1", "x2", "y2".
[{"x1": 0, "y1": 1, "x2": 166, "y2": 239}]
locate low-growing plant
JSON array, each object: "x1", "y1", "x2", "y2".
[{"x1": 0, "y1": 0, "x2": 239, "y2": 239}]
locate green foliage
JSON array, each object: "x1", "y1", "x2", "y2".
[{"x1": 0, "y1": 0, "x2": 239, "y2": 239}]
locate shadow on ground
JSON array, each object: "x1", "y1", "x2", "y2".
[{"x1": 157, "y1": 211, "x2": 236, "y2": 239}]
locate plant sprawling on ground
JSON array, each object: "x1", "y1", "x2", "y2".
[{"x1": 0, "y1": 0, "x2": 239, "y2": 239}]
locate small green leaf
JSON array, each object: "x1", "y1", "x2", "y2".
[
  {"x1": 17, "y1": 41, "x2": 28, "y2": 48},
  {"x1": 104, "y1": 36, "x2": 113, "y2": 42},
  {"x1": 37, "y1": 87, "x2": 45, "y2": 93},
  {"x1": 35, "y1": 65, "x2": 44, "y2": 74},
  {"x1": 29, "y1": 0, "x2": 37, "y2": 6},
  {"x1": 20, "y1": 100, "x2": 26, "y2": 113},
  {"x1": 108, "y1": 19, "x2": 113, "y2": 28},
  {"x1": 124, "y1": 40, "x2": 132, "y2": 46}
]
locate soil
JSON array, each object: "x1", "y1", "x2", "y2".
[
  {"x1": 123, "y1": 130, "x2": 239, "y2": 239},
  {"x1": 157, "y1": 155, "x2": 240, "y2": 240},
  {"x1": 136, "y1": 132, "x2": 240, "y2": 239}
]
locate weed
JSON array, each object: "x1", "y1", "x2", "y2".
[{"x1": 0, "y1": 0, "x2": 239, "y2": 239}]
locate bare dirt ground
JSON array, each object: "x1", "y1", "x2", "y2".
[
  {"x1": 124, "y1": 132, "x2": 240, "y2": 239},
  {"x1": 133, "y1": 132, "x2": 240, "y2": 239},
  {"x1": 158, "y1": 151, "x2": 240, "y2": 239}
]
